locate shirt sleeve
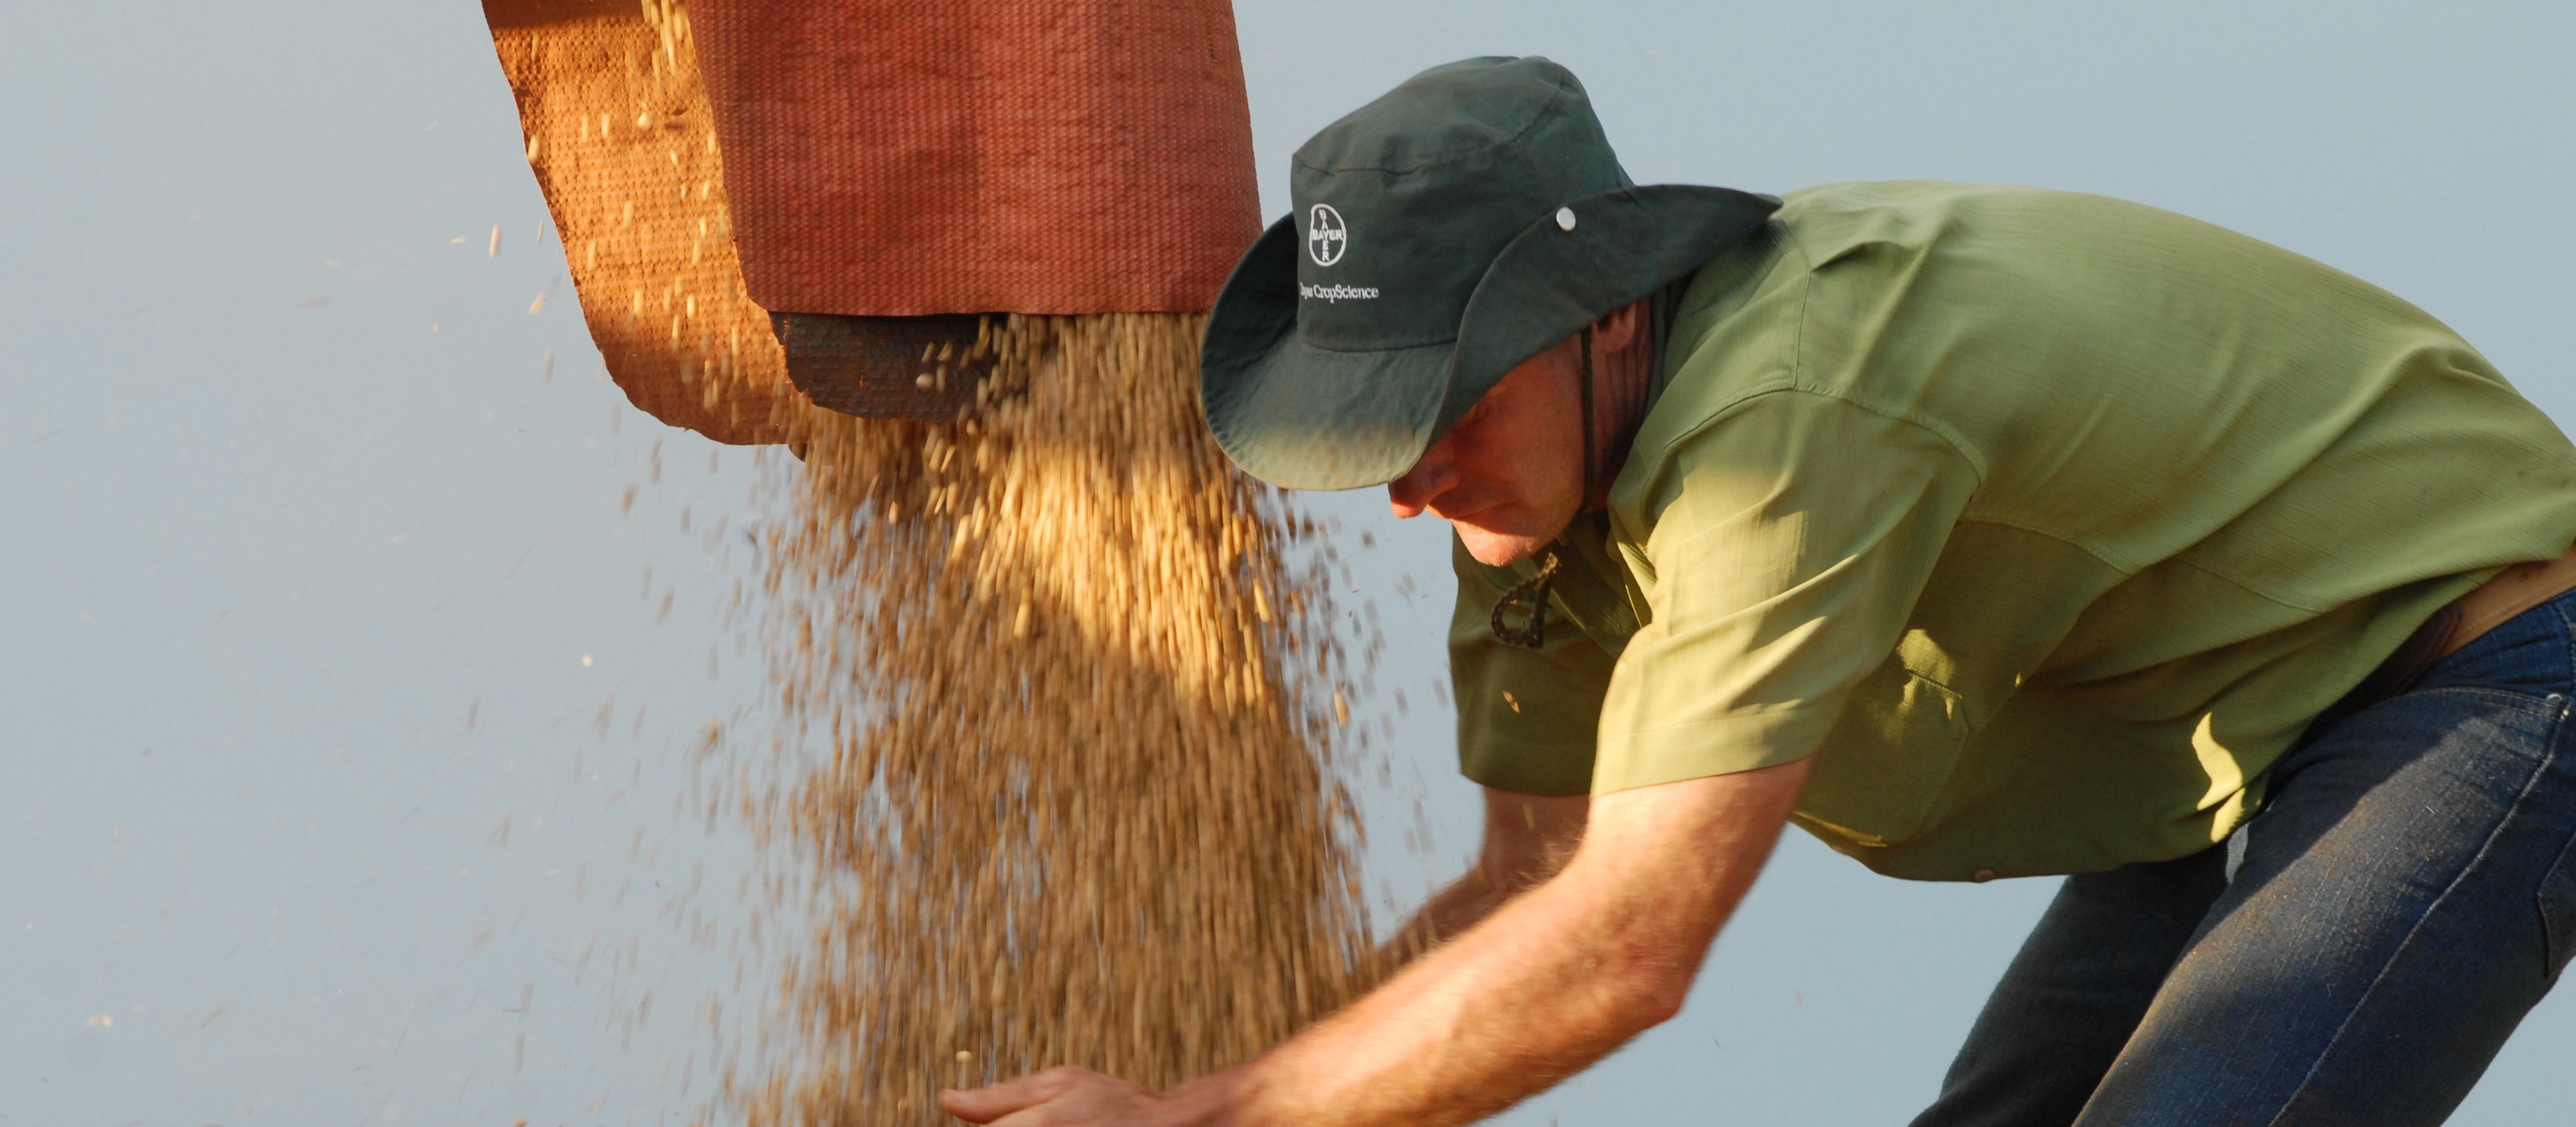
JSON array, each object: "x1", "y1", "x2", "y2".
[
  {"x1": 1593, "y1": 389, "x2": 1979, "y2": 794},
  {"x1": 1448, "y1": 534, "x2": 1615, "y2": 796}
]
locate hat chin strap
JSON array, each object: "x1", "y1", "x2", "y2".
[
  {"x1": 1581, "y1": 313, "x2": 1657, "y2": 510},
  {"x1": 1579, "y1": 326, "x2": 1596, "y2": 508},
  {"x1": 1490, "y1": 327, "x2": 1595, "y2": 651},
  {"x1": 1490, "y1": 319, "x2": 1658, "y2": 648}
]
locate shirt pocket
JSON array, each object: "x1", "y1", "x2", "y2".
[{"x1": 1798, "y1": 660, "x2": 1974, "y2": 850}]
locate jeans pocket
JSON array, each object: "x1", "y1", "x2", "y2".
[{"x1": 2539, "y1": 830, "x2": 2576, "y2": 981}]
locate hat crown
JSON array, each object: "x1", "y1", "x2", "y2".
[
  {"x1": 1297, "y1": 57, "x2": 1595, "y2": 173},
  {"x1": 1287, "y1": 57, "x2": 1629, "y2": 351}
]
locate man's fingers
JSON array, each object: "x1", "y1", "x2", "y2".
[
  {"x1": 935, "y1": 1088, "x2": 997, "y2": 1125},
  {"x1": 937, "y1": 1065, "x2": 1088, "y2": 1123}
]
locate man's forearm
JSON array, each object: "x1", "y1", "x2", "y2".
[
  {"x1": 1184, "y1": 859, "x2": 1693, "y2": 1126},
  {"x1": 1170, "y1": 762, "x2": 1809, "y2": 1127}
]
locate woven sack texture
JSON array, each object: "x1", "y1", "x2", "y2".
[
  {"x1": 484, "y1": 0, "x2": 824, "y2": 444},
  {"x1": 687, "y1": 0, "x2": 1263, "y2": 317}
]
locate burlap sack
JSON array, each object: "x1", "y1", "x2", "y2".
[
  {"x1": 486, "y1": 0, "x2": 1263, "y2": 430},
  {"x1": 483, "y1": 0, "x2": 816, "y2": 444},
  {"x1": 687, "y1": 0, "x2": 1264, "y2": 317}
]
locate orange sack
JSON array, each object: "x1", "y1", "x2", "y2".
[
  {"x1": 486, "y1": 0, "x2": 1264, "y2": 438},
  {"x1": 687, "y1": 0, "x2": 1263, "y2": 318},
  {"x1": 484, "y1": 0, "x2": 812, "y2": 444}
]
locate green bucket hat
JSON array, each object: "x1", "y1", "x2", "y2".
[{"x1": 1200, "y1": 56, "x2": 1780, "y2": 490}]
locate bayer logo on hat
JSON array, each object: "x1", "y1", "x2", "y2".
[{"x1": 1307, "y1": 204, "x2": 1348, "y2": 266}]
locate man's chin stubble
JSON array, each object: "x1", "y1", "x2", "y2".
[
  {"x1": 1454, "y1": 526, "x2": 1559, "y2": 567},
  {"x1": 1443, "y1": 497, "x2": 1579, "y2": 566}
]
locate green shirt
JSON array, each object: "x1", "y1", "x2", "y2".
[{"x1": 1451, "y1": 181, "x2": 2576, "y2": 880}]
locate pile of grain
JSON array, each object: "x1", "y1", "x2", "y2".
[{"x1": 737, "y1": 313, "x2": 1377, "y2": 1124}]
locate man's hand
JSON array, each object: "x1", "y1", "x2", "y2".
[{"x1": 940, "y1": 1065, "x2": 1211, "y2": 1126}]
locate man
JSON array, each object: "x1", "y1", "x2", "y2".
[{"x1": 945, "y1": 56, "x2": 2576, "y2": 1126}]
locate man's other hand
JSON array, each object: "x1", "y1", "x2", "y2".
[{"x1": 939, "y1": 1064, "x2": 1208, "y2": 1127}]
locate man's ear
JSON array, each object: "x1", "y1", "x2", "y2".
[{"x1": 1593, "y1": 299, "x2": 1651, "y2": 351}]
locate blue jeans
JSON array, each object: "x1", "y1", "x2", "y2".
[{"x1": 1912, "y1": 589, "x2": 2576, "y2": 1126}]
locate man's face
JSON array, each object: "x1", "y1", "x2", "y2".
[{"x1": 1386, "y1": 337, "x2": 1585, "y2": 566}]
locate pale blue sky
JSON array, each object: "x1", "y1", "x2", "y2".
[{"x1": 5, "y1": 1, "x2": 2572, "y2": 1124}]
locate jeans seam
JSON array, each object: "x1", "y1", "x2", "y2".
[{"x1": 2265, "y1": 692, "x2": 2573, "y2": 1125}]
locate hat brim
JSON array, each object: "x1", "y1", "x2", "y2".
[{"x1": 1200, "y1": 185, "x2": 1780, "y2": 490}]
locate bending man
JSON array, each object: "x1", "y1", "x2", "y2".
[{"x1": 949, "y1": 56, "x2": 2576, "y2": 1126}]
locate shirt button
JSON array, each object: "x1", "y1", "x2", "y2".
[{"x1": 1971, "y1": 868, "x2": 1997, "y2": 883}]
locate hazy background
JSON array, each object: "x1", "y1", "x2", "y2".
[{"x1": 5, "y1": 1, "x2": 2571, "y2": 1123}]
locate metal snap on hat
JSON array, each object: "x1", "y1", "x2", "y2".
[{"x1": 1199, "y1": 56, "x2": 1780, "y2": 490}]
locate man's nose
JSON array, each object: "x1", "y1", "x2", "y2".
[{"x1": 1387, "y1": 456, "x2": 1458, "y2": 519}]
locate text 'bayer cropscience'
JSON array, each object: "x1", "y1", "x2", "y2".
[{"x1": 1299, "y1": 283, "x2": 1380, "y2": 303}]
